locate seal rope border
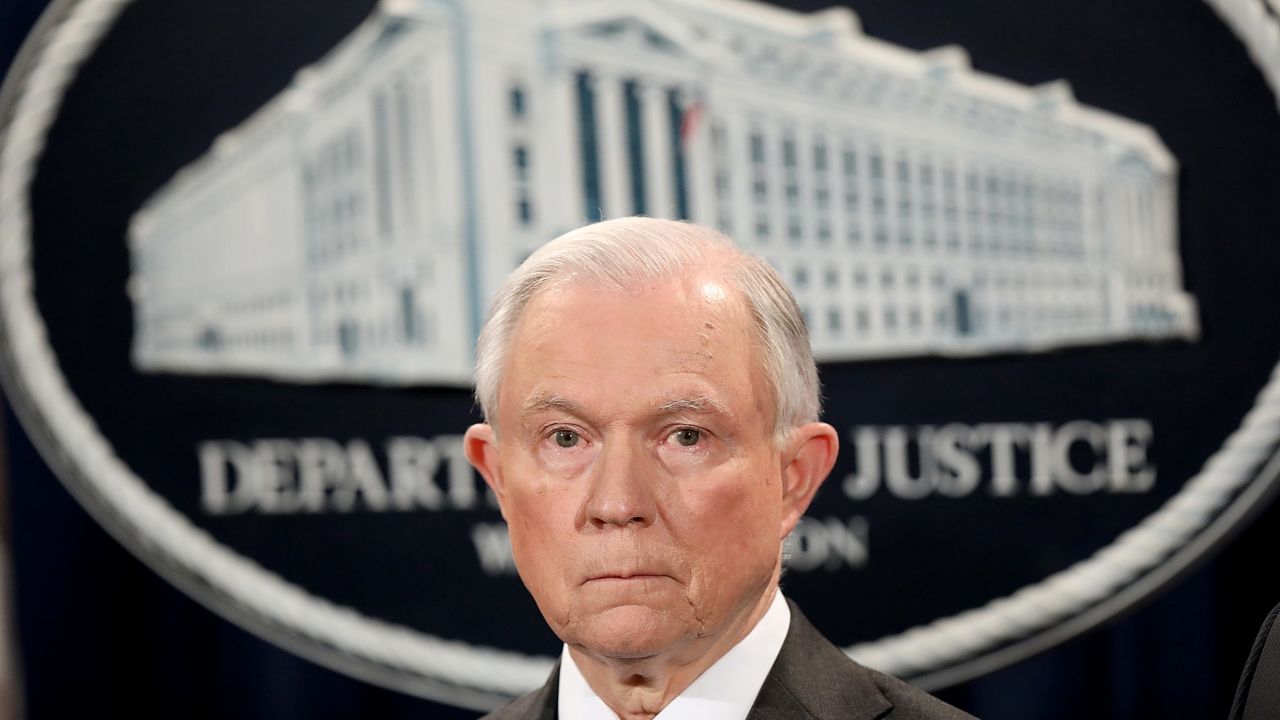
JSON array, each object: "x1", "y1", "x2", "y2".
[{"x1": 0, "y1": 0, "x2": 1277, "y2": 706}]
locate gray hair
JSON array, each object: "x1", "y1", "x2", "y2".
[{"x1": 473, "y1": 217, "x2": 820, "y2": 438}]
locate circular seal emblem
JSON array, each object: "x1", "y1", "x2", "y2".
[{"x1": 3, "y1": 0, "x2": 1280, "y2": 709}]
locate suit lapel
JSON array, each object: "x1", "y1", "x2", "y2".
[
  {"x1": 531, "y1": 664, "x2": 560, "y2": 720},
  {"x1": 495, "y1": 662, "x2": 558, "y2": 720},
  {"x1": 747, "y1": 600, "x2": 894, "y2": 720}
]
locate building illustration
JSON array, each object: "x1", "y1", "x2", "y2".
[{"x1": 127, "y1": 0, "x2": 1199, "y2": 386}]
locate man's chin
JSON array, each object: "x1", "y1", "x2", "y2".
[{"x1": 567, "y1": 604, "x2": 690, "y2": 660}]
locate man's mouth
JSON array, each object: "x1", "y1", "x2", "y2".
[{"x1": 584, "y1": 570, "x2": 671, "y2": 584}]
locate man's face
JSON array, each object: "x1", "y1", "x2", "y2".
[{"x1": 466, "y1": 271, "x2": 821, "y2": 661}]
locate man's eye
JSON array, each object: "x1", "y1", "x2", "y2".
[
  {"x1": 671, "y1": 428, "x2": 701, "y2": 447},
  {"x1": 553, "y1": 429, "x2": 580, "y2": 448}
]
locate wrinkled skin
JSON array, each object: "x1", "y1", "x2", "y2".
[{"x1": 464, "y1": 268, "x2": 838, "y2": 718}]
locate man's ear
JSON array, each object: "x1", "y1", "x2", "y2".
[
  {"x1": 464, "y1": 423, "x2": 507, "y2": 517},
  {"x1": 779, "y1": 422, "x2": 839, "y2": 539}
]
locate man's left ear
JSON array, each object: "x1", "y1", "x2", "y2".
[{"x1": 779, "y1": 422, "x2": 839, "y2": 538}]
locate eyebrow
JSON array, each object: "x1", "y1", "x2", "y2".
[
  {"x1": 652, "y1": 394, "x2": 729, "y2": 417},
  {"x1": 520, "y1": 391, "x2": 587, "y2": 418}
]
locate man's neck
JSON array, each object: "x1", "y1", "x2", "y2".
[{"x1": 566, "y1": 583, "x2": 779, "y2": 720}]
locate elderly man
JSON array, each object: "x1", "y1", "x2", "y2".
[{"x1": 464, "y1": 218, "x2": 973, "y2": 720}]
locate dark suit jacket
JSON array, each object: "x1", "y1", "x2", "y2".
[{"x1": 481, "y1": 600, "x2": 975, "y2": 720}]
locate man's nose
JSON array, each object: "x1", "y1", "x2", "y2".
[{"x1": 583, "y1": 437, "x2": 657, "y2": 529}]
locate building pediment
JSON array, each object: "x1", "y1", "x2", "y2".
[{"x1": 546, "y1": 2, "x2": 724, "y2": 65}]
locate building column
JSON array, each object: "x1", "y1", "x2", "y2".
[
  {"x1": 764, "y1": 120, "x2": 787, "y2": 244},
  {"x1": 425, "y1": 41, "x2": 460, "y2": 246},
  {"x1": 546, "y1": 68, "x2": 584, "y2": 229},
  {"x1": 723, "y1": 104, "x2": 754, "y2": 244},
  {"x1": 826, "y1": 129, "x2": 847, "y2": 253},
  {"x1": 595, "y1": 75, "x2": 630, "y2": 220},
  {"x1": 682, "y1": 85, "x2": 717, "y2": 226},
  {"x1": 642, "y1": 80, "x2": 674, "y2": 218}
]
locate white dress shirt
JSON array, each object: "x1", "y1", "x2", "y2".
[{"x1": 557, "y1": 590, "x2": 791, "y2": 720}]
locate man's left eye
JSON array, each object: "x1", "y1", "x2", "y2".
[
  {"x1": 553, "y1": 429, "x2": 580, "y2": 448},
  {"x1": 670, "y1": 428, "x2": 701, "y2": 447}
]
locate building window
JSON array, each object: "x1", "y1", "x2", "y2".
[
  {"x1": 712, "y1": 120, "x2": 731, "y2": 233},
  {"x1": 513, "y1": 145, "x2": 529, "y2": 181},
  {"x1": 896, "y1": 151, "x2": 913, "y2": 247},
  {"x1": 668, "y1": 88, "x2": 690, "y2": 219},
  {"x1": 842, "y1": 144, "x2": 861, "y2": 246},
  {"x1": 813, "y1": 140, "x2": 828, "y2": 172},
  {"x1": 827, "y1": 307, "x2": 842, "y2": 333},
  {"x1": 966, "y1": 170, "x2": 983, "y2": 252},
  {"x1": 575, "y1": 72, "x2": 602, "y2": 221},
  {"x1": 400, "y1": 286, "x2": 421, "y2": 344},
  {"x1": 509, "y1": 84, "x2": 527, "y2": 118},
  {"x1": 920, "y1": 157, "x2": 936, "y2": 248},
  {"x1": 870, "y1": 146, "x2": 887, "y2": 248},
  {"x1": 513, "y1": 144, "x2": 534, "y2": 226},
  {"x1": 624, "y1": 79, "x2": 647, "y2": 215}
]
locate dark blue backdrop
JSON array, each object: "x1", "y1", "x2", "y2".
[{"x1": 3, "y1": 1, "x2": 1279, "y2": 718}]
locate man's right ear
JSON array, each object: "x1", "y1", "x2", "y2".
[{"x1": 463, "y1": 423, "x2": 506, "y2": 515}]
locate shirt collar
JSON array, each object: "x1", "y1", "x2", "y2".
[{"x1": 558, "y1": 590, "x2": 791, "y2": 720}]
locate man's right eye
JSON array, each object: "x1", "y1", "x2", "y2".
[{"x1": 553, "y1": 429, "x2": 580, "y2": 448}]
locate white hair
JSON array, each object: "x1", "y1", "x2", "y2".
[{"x1": 473, "y1": 217, "x2": 821, "y2": 438}]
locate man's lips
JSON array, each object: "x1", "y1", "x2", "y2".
[{"x1": 583, "y1": 571, "x2": 672, "y2": 583}]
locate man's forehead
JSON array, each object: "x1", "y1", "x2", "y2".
[
  {"x1": 514, "y1": 278, "x2": 748, "y2": 363},
  {"x1": 496, "y1": 270, "x2": 769, "y2": 425},
  {"x1": 533, "y1": 269, "x2": 745, "y2": 317}
]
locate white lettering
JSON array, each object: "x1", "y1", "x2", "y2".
[
  {"x1": 883, "y1": 427, "x2": 933, "y2": 500},
  {"x1": 199, "y1": 440, "x2": 258, "y2": 514},
  {"x1": 984, "y1": 424, "x2": 1030, "y2": 497},
  {"x1": 1108, "y1": 419, "x2": 1156, "y2": 492},
  {"x1": 842, "y1": 427, "x2": 882, "y2": 500},
  {"x1": 841, "y1": 419, "x2": 1157, "y2": 501},
  {"x1": 1048, "y1": 420, "x2": 1106, "y2": 495},
  {"x1": 295, "y1": 438, "x2": 347, "y2": 512},
  {"x1": 783, "y1": 516, "x2": 869, "y2": 572},
  {"x1": 933, "y1": 424, "x2": 982, "y2": 497},
  {"x1": 471, "y1": 522, "x2": 518, "y2": 575},
  {"x1": 196, "y1": 435, "x2": 487, "y2": 514},
  {"x1": 386, "y1": 436, "x2": 445, "y2": 510}
]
